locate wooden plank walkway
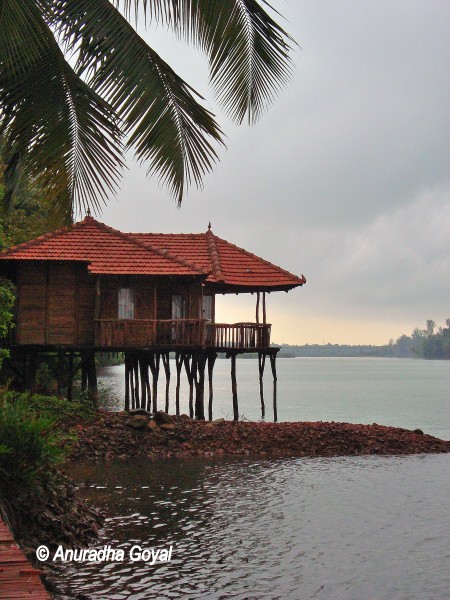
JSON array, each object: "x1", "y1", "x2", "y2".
[{"x1": 0, "y1": 518, "x2": 51, "y2": 599}]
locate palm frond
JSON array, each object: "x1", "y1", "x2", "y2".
[
  {"x1": 52, "y1": 0, "x2": 223, "y2": 205},
  {"x1": 0, "y1": 0, "x2": 123, "y2": 220},
  {"x1": 116, "y1": 0, "x2": 295, "y2": 124}
]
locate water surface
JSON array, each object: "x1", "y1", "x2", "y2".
[{"x1": 52, "y1": 454, "x2": 449, "y2": 599}]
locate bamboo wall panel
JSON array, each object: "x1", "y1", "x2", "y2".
[
  {"x1": 15, "y1": 264, "x2": 47, "y2": 344},
  {"x1": 47, "y1": 265, "x2": 76, "y2": 345}
]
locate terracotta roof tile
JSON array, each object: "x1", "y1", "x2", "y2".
[
  {"x1": 132, "y1": 229, "x2": 305, "y2": 290},
  {"x1": 0, "y1": 217, "x2": 305, "y2": 289},
  {"x1": 0, "y1": 217, "x2": 205, "y2": 276}
]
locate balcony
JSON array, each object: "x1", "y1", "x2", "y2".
[{"x1": 94, "y1": 319, "x2": 271, "y2": 350}]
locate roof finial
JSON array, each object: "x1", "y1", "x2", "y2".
[
  {"x1": 86, "y1": 207, "x2": 91, "y2": 217},
  {"x1": 208, "y1": 222, "x2": 212, "y2": 231}
]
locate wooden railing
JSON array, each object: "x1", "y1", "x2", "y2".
[
  {"x1": 206, "y1": 322, "x2": 271, "y2": 349},
  {"x1": 95, "y1": 319, "x2": 271, "y2": 350}
]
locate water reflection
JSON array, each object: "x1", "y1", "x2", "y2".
[{"x1": 50, "y1": 454, "x2": 450, "y2": 599}]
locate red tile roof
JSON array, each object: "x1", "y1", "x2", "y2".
[
  {"x1": 0, "y1": 217, "x2": 306, "y2": 289},
  {"x1": 132, "y1": 228, "x2": 306, "y2": 290},
  {"x1": 0, "y1": 217, "x2": 204, "y2": 276}
]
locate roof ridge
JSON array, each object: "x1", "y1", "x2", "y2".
[
  {"x1": 213, "y1": 233, "x2": 306, "y2": 285},
  {"x1": 205, "y1": 229, "x2": 224, "y2": 282},
  {"x1": 127, "y1": 231, "x2": 208, "y2": 274}
]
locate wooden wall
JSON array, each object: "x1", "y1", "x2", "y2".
[
  {"x1": 14, "y1": 265, "x2": 211, "y2": 347},
  {"x1": 15, "y1": 262, "x2": 95, "y2": 346}
]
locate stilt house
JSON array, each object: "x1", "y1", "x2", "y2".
[{"x1": 0, "y1": 217, "x2": 306, "y2": 421}]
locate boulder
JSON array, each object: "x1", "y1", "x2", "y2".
[
  {"x1": 413, "y1": 428, "x2": 424, "y2": 435},
  {"x1": 154, "y1": 411, "x2": 175, "y2": 424},
  {"x1": 127, "y1": 415, "x2": 149, "y2": 430},
  {"x1": 147, "y1": 419, "x2": 159, "y2": 431},
  {"x1": 180, "y1": 414, "x2": 193, "y2": 422},
  {"x1": 129, "y1": 409, "x2": 151, "y2": 417},
  {"x1": 159, "y1": 423, "x2": 176, "y2": 431}
]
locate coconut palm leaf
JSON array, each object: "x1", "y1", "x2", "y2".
[
  {"x1": 51, "y1": 0, "x2": 223, "y2": 205},
  {"x1": 116, "y1": 0, "x2": 295, "y2": 124},
  {"x1": 0, "y1": 0, "x2": 123, "y2": 220},
  {"x1": 0, "y1": 0, "x2": 294, "y2": 217}
]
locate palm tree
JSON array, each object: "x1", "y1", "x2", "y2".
[{"x1": 0, "y1": 1, "x2": 294, "y2": 222}]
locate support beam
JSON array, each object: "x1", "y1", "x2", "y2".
[
  {"x1": 184, "y1": 354, "x2": 195, "y2": 418},
  {"x1": 175, "y1": 352, "x2": 183, "y2": 416},
  {"x1": 195, "y1": 353, "x2": 206, "y2": 420},
  {"x1": 262, "y1": 292, "x2": 267, "y2": 325},
  {"x1": 56, "y1": 351, "x2": 64, "y2": 397},
  {"x1": 269, "y1": 353, "x2": 278, "y2": 423},
  {"x1": 124, "y1": 354, "x2": 130, "y2": 412},
  {"x1": 258, "y1": 352, "x2": 266, "y2": 419},
  {"x1": 149, "y1": 352, "x2": 160, "y2": 413},
  {"x1": 86, "y1": 351, "x2": 98, "y2": 408},
  {"x1": 207, "y1": 352, "x2": 217, "y2": 421},
  {"x1": 256, "y1": 292, "x2": 260, "y2": 324},
  {"x1": 162, "y1": 353, "x2": 171, "y2": 413},
  {"x1": 231, "y1": 353, "x2": 239, "y2": 421},
  {"x1": 67, "y1": 350, "x2": 74, "y2": 401}
]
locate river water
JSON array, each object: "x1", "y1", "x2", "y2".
[{"x1": 49, "y1": 358, "x2": 449, "y2": 599}]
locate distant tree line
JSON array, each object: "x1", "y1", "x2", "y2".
[
  {"x1": 275, "y1": 320, "x2": 450, "y2": 360},
  {"x1": 385, "y1": 319, "x2": 450, "y2": 359}
]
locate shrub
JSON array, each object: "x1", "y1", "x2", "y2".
[{"x1": 0, "y1": 397, "x2": 64, "y2": 493}]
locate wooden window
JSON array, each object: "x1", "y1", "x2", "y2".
[
  {"x1": 171, "y1": 294, "x2": 185, "y2": 320},
  {"x1": 118, "y1": 288, "x2": 135, "y2": 319},
  {"x1": 202, "y1": 295, "x2": 213, "y2": 321}
]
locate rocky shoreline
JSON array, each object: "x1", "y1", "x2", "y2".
[{"x1": 66, "y1": 410, "x2": 450, "y2": 463}]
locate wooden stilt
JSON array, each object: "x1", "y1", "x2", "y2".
[
  {"x1": 124, "y1": 354, "x2": 130, "y2": 412},
  {"x1": 129, "y1": 356, "x2": 135, "y2": 410},
  {"x1": 162, "y1": 353, "x2": 171, "y2": 413},
  {"x1": 56, "y1": 350, "x2": 64, "y2": 397},
  {"x1": 195, "y1": 353, "x2": 206, "y2": 420},
  {"x1": 145, "y1": 354, "x2": 151, "y2": 413},
  {"x1": 133, "y1": 356, "x2": 140, "y2": 409},
  {"x1": 149, "y1": 352, "x2": 160, "y2": 413},
  {"x1": 67, "y1": 350, "x2": 74, "y2": 401},
  {"x1": 139, "y1": 355, "x2": 147, "y2": 411},
  {"x1": 231, "y1": 353, "x2": 239, "y2": 421},
  {"x1": 258, "y1": 352, "x2": 266, "y2": 419},
  {"x1": 269, "y1": 353, "x2": 278, "y2": 423},
  {"x1": 87, "y1": 351, "x2": 98, "y2": 408},
  {"x1": 81, "y1": 361, "x2": 88, "y2": 393},
  {"x1": 207, "y1": 352, "x2": 217, "y2": 421},
  {"x1": 175, "y1": 352, "x2": 183, "y2": 416},
  {"x1": 184, "y1": 354, "x2": 194, "y2": 418}
]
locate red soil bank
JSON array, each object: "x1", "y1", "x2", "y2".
[{"x1": 67, "y1": 412, "x2": 450, "y2": 463}]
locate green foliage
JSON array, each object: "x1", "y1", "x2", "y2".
[
  {"x1": 0, "y1": 396, "x2": 64, "y2": 490},
  {"x1": 0, "y1": 220, "x2": 15, "y2": 368},
  {"x1": 2, "y1": 391, "x2": 96, "y2": 426}
]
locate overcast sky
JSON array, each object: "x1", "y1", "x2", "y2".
[{"x1": 100, "y1": 0, "x2": 450, "y2": 345}]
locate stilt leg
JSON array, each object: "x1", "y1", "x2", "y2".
[
  {"x1": 231, "y1": 353, "x2": 239, "y2": 421},
  {"x1": 175, "y1": 352, "x2": 183, "y2": 416},
  {"x1": 195, "y1": 353, "x2": 206, "y2": 420},
  {"x1": 67, "y1": 350, "x2": 74, "y2": 401},
  {"x1": 207, "y1": 352, "x2": 217, "y2": 421},
  {"x1": 162, "y1": 353, "x2": 171, "y2": 413},
  {"x1": 124, "y1": 354, "x2": 130, "y2": 412},
  {"x1": 269, "y1": 353, "x2": 278, "y2": 423},
  {"x1": 258, "y1": 352, "x2": 266, "y2": 419}
]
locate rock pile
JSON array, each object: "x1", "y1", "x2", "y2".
[{"x1": 66, "y1": 412, "x2": 450, "y2": 463}]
